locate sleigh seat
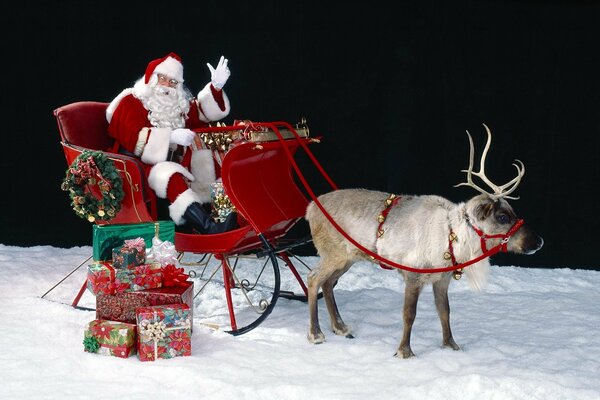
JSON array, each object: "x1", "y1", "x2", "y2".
[{"x1": 54, "y1": 101, "x2": 158, "y2": 224}]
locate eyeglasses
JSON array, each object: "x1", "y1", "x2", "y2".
[{"x1": 157, "y1": 73, "x2": 179, "y2": 87}]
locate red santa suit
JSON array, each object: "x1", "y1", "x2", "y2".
[{"x1": 105, "y1": 53, "x2": 230, "y2": 226}]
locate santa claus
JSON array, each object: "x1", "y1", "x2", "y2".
[{"x1": 106, "y1": 52, "x2": 238, "y2": 234}]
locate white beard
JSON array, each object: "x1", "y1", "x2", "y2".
[{"x1": 142, "y1": 85, "x2": 191, "y2": 129}]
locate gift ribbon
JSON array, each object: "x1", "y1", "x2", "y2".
[
  {"x1": 139, "y1": 308, "x2": 191, "y2": 361},
  {"x1": 161, "y1": 264, "x2": 189, "y2": 287},
  {"x1": 98, "y1": 342, "x2": 132, "y2": 357},
  {"x1": 123, "y1": 237, "x2": 146, "y2": 252}
]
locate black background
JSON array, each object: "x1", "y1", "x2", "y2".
[{"x1": 2, "y1": 1, "x2": 599, "y2": 270}]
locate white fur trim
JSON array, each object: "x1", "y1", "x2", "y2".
[
  {"x1": 134, "y1": 128, "x2": 150, "y2": 156},
  {"x1": 189, "y1": 149, "x2": 216, "y2": 204},
  {"x1": 141, "y1": 128, "x2": 171, "y2": 165},
  {"x1": 132, "y1": 77, "x2": 153, "y2": 99},
  {"x1": 169, "y1": 188, "x2": 200, "y2": 225},
  {"x1": 147, "y1": 161, "x2": 195, "y2": 199},
  {"x1": 154, "y1": 57, "x2": 184, "y2": 83},
  {"x1": 197, "y1": 83, "x2": 230, "y2": 121},
  {"x1": 106, "y1": 88, "x2": 133, "y2": 123}
]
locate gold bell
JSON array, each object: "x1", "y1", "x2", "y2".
[
  {"x1": 377, "y1": 229, "x2": 385, "y2": 238},
  {"x1": 377, "y1": 214, "x2": 386, "y2": 223},
  {"x1": 448, "y1": 232, "x2": 458, "y2": 242},
  {"x1": 443, "y1": 251, "x2": 453, "y2": 260},
  {"x1": 453, "y1": 269, "x2": 463, "y2": 280},
  {"x1": 384, "y1": 193, "x2": 397, "y2": 206}
]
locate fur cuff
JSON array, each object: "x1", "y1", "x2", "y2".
[
  {"x1": 106, "y1": 88, "x2": 132, "y2": 123},
  {"x1": 169, "y1": 188, "x2": 200, "y2": 225},
  {"x1": 189, "y1": 149, "x2": 216, "y2": 204},
  {"x1": 141, "y1": 128, "x2": 171, "y2": 165},
  {"x1": 148, "y1": 161, "x2": 195, "y2": 199},
  {"x1": 197, "y1": 83, "x2": 230, "y2": 121}
]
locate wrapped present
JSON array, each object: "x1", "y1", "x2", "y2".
[
  {"x1": 92, "y1": 221, "x2": 175, "y2": 261},
  {"x1": 87, "y1": 262, "x2": 162, "y2": 296},
  {"x1": 210, "y1": 181, "x2": 236, "y2": 222},
  {"x1": 136, "y1": 304, "x2": 192, "y2": 362},
  {"x1": 83, "y1": 319, "x2": 136, "y2": 358},
  {"x1": 96, "y1": 280, "x2": 194, "y2": 328},
  {"x1": 112, "y1": 237, "x2": 146, "y2": 269}
]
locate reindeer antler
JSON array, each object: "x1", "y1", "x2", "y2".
[{"x1": 454, "y1": 123, "x2": 525, "y2": 200}]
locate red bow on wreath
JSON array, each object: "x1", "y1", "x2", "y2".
[{"x1": 161, "y1": 264, "x2": 189, "y2": 287}]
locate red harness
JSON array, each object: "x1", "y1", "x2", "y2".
[
  {"x1": 374, "y1": 194, "x2": 525, "y2": 274},
  {"x1": 264, "y1": 127, "x2": 524, "y2": 275},
  {"x1": 466, "y1": 217, "x2": 524, "y2": 253}
]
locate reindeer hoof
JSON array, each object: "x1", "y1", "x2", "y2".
[
  {"x1": 307, "y1": 331, "x2": 325, "y2": 344},
  {"x1": 332, "y1": 324, "x2": 353, "y2": 338},
  {"x1": 443, "y1": 337, "x2": 460, "y2": 351},
  {"x1": 394, "y1": 348, "x2": 415, "y2": 359}
]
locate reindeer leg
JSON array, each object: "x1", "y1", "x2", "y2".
[
  {"x1": 307, "y1": 265, "x2": 330, "y2": 344},
  {"x1": 395, "y1": 281, "x2": 422, "y2": 358},
  {"x1": 433, "y1": 277, "x2": 460, "y2": 351},
  {"x1": 323, "y1": 268, "x2": 353, "y2": 338}
]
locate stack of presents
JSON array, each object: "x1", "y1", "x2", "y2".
[{"x1": 82, "y1": 221, "x2": 195, "y2": 362}]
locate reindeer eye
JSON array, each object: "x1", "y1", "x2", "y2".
[{"x1": 496, "y1": 213, "x2": 510, "y2": 224}]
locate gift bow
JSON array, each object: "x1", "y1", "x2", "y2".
[
  {"x1": 162, "y1": 264, "x2": 189, "y2": 287},
  {"x1": 123, "y1": 237, "x2": 146, "y2": 252},
  {"x1": 146, "y1": 237, "x2": 178, "y2": 267},
  {"x1": 140, "y1": 309, "x2": 191, "y2": 361}
]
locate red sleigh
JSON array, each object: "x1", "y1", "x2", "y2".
[{"x1": 52, "y1": 101, "x2": 322, "y2": 335}]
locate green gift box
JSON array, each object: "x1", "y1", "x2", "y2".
[
  {"x1": 92, "y1": 221, "x2": 175, "y2": 261},
  {"x1": 84, "y1": 319, "x2": 136, "y2": 358}
]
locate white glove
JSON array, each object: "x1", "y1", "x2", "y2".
[
  {"x1": 207, "y1": 55, "x2": 231, "y2": 89},
  {"x1": 169, "y1": 128, "x2": 195, "y2": 146}
]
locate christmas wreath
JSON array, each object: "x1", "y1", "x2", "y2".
[{"x1": 61, "y1": 150, "x2": 124, "y2": 222}]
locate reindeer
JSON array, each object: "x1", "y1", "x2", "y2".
[{"x1": 305, "y1": 124, "x2": 544, "y2": 358}]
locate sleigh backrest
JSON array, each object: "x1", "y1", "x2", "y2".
[
  {"x1": 54, "y1": 101, "x2": 113, "y2": 150},
  {"x1": 54, "y1": 101, "x2": 157, "y2": 224}
]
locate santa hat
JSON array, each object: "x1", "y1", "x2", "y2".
[{"x1": 144, "y1": 52, "x2": 184, "y2": 84}]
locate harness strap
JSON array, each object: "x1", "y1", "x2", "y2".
[
  {"x1": 467, "y1": 218, "x2": 524, "y2": 253},
  {"x1": 375, "y1": 194, "x2": 401, "y2": 270},
  {"x1": 266, "y1": 121, "x2": 524, "y2": 274}
]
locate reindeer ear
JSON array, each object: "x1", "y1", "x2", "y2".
[{"x1": 474, "y1": 201, "x2": 495, "y2": 221}]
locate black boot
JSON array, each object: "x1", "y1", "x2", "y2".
[{"x1": 183, "y1": 202, "x2": 238, "y2": 234}]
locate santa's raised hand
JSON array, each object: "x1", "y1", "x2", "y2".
[{"x1": 207, "y1": 56, "x2": 230, "y2": 90}]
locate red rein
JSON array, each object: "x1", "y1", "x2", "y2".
[{"x1": 265, "y1": 121, "x2": 524, "y2": 274}]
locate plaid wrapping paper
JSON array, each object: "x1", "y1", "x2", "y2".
[
  {"x1": 136, "y1": 304, "x2": 192, "y2": 362},
  {"x1": 87, "y1": 262, "x2": 162, "y2": 296},
  {"x1": 96, "y1": 281, "x2": 194, "y2": 329},
  {"x1": 92, "y1": 221, "x2": 175, "y2": 261},
  {"x1": 83, "y1": 319, "x2": 136, "y2": 358}
]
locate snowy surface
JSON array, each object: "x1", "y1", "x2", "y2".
[{"x1": 0, "y1": 244, "x2": 599, "y2": 400}]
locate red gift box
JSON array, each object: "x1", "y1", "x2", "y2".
[{"x1": 96, "y1": 280, "x2": 194, "y2": 330}]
